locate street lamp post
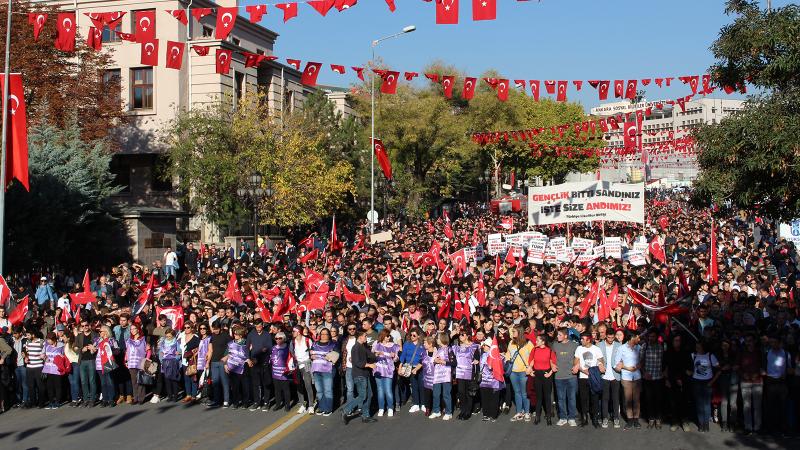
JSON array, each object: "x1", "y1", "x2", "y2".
[
  {"x1": 370, "y1": 25, "x2": 416, "y2": 235},
  {"x1": 484, "y1": 169, "x2": 490, "y2": 204},
  {"x1": 237, "y1": 172, "x2": 266, "y2": 250}
]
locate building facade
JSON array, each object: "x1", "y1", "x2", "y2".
[
  {"x1": 33, "y1": 0, "x2": 323, "y2": 263},
  {"x1": 588, "y1": 97, "x2": 744, "y2": 183}
]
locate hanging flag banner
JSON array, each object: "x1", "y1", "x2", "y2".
[{"x1": 528, "y1": 180, "x2": 645, "y2": 226}]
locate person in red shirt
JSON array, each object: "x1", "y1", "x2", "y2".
[{"x1": 527, "y1": 334, "x2": 557, "y2": 425}]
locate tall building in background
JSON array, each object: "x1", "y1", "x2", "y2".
[
  {"x1": 36, "y1": 0, "x2": 342, "y2": 263},
  {"x1": 588, "y1": 98, "x2": 744, "y2": 183}
]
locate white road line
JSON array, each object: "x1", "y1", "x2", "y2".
[{"x1": 242, "y1": 413, "x2": 307, "y2": 450}]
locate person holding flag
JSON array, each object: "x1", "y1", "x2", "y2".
[{"x1": 479, "y1": 338, "x2": 505, "y2": 422}]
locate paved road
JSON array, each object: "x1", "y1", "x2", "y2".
[{"x1": 0, "y1": 403, "x2": 794, "y2": 450}]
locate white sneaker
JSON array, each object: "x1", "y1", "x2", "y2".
[
  {"x1": 421, "y1": 406, "x2": 427, "y2": 414},
  {"x1": 429, "y1": 412, "x2": 441, "y2": 419},
  {"x1": 307, "y1": 405, "x2": 315, "y2": 415},
  {"x1": 556, "y1": 419, "x2": 568, "y2": 426},
  {"x1": 377, "y1": 409, "x2": 384, "y2": 417},
  {"x1": 409, "y1": 405, "x2": 420, "y2": 413},
  {"x1": 568, "y1": 419, "x2": 578, "y2": 427},
  {"x1": 297, "y1": 405, "x2": 306, "y2": 414},
  {"x1": 387, "y1": 409, "x2": 394, "y2": 417},
  {"x1": 150, "y1": 395, "x2": 160, "y2": 404},
  {"x1": 442, "y1": 414, "x2": 452, "y2": 421}
]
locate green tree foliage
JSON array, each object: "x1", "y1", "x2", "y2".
[
  {"x1": 5, "y1": 122, "x2": 125, "y2": 270},
  {"x1": 164, "y1": 95, "x2": 355, "y2": 229},
  {"x1": 693, "y1": 1, "x2": 800, "y2": 219}
]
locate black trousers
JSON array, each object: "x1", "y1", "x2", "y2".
[
  {"x1": 46, "y1": 374, "x2": 63, "y2": 404},
  {"x1": 578, "y1": 378, "x2": 600, "y2": 421},
  {"x1": 601, "y1": 379, "x2": 620, "y2": 420},
  {"x1": 666, "y1": 380, "x2": 686, "y2": 425},
  {"x1": 26, "y1": 367, "x2": 46, "y2": 407},
  {"x1": 422, "y1": 387, "x2": 433, "y2": 413},
  {"x1": 480, "y1": 387, "x2": 500, "y2": 419},
  {"x1": 533, "y1": 371, "x2": 553, "y2": 417},
  {"x1": 456, "y1": 379, "x2": 474, "y2": 416},
  {"x1": 250, "y1": 365, "x2": 273, "y2": 407},
  {"x1": 230, "y1": 372, "x2": 249, "y2": 406},
  {"x1": 643, "y1": 379, "x2": 664, "y2": 421},
  {"x1": 274, "y1": 379, "x2": 291, "y2": 408},
  {"x1": 164, "y1": 377, "x2": 179, "y2": 399},
  {"x1": 764, "y1": 378, "x2": 788, "y2": 433}
]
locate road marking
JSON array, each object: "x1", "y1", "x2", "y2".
[{"x1": 235, "y1": 412, "x2": 312, "y2": 450}]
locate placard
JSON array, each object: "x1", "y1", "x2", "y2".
[{"x1": 528, "y1": 180, "x2": 645, "y2": 225}]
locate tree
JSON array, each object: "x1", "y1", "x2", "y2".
[
  {"x1": 5, "y1": 122, "x2": 126, "y2": 270},
  {"x1": 692, "y1": 1, "x2": 800, "y2": 219},
  {"x1": 164, "y1": 94, "x2": 355, "y2": 229},
  {"x1": 0, "y1": 1, "x2": 126, "y2": 145}
]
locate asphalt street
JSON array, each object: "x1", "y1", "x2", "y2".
[{"x1": 0, "y1": 403, "x2": 795, "y2": 450}]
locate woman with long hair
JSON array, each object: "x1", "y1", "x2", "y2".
[
  {"x1": 372, "y1": 328, "x2": 400, "y2": 417},
  {"x1": 96, "y1": 326, "x2": 118, "y2": 407},
  {"x1": 528, "y1": 334, "x2": 557, "y2": 425},
  {"x1": 505, "y1": 325, "x2": 533, "y2": 422},
  {"x1": 125, "y1": 324, "x2": 148, "y2": 404},
  {"x1": 309, "y1": 327, "x2": 337, "y2": 416},
  {"x1": 453, "y1": 329, "x2": 479, "y2": 420}
]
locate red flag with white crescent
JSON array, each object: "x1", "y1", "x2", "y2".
[
  {"x1": 649, "y1": 237, "x2": 666, "y2": 263},
  {"x1": 134, "y1": 10, "x2": 156, "y2": 43},
  {"x1": 496, "y1": 79, "x2": 509, "y2": 102},
  {"x1": 578, "y1": 281, "x2": 600, "y2": 318},
  {"x1": 165, "y1": 41, "x2": 185, "y2": 70},
  {"x1": 0, "y1": 274, "x2": 12, "y2": 306},
  {"x1": 385, "y1": 263, "x2": 394, "y2": 284},
  {"x1": 476, "y1": 276, "x2": 486, "y2": 307},
  {"x1": 1, "y1": 74, "x2": 30, "y2": 191},
  {"x1": 489, "y1": 337, "x2": 504, "y2": 382},
  {"x1": 436, "y1": 0, "x2": 459, "y2": 24},
  {"x1": 140, "y1": 39, "x2": 159, "y2": 66},
  {"x1": 373, "y1": 138, "x2": 392, "y2": 180},
  {"x1": 215, "y1": 7, "x2": 237, "y2": 40},
  {"x1": 216, "y1": 49, "x2": 232, "y2": 74},
  {"x1": 54, "y1": 13, "x2": 77, "y2": 51},
  {"x1": 473, "y1": 0, "x2": 496, "y2": 20},
  {"x1": 225, "y1": 271, "x2": 243, "y2": 304},
  {"x1": 494, "y1": 254, "x2": 502, "y2": 280},
  {"x1": 301, "y1": 62, "x2": 323, "y2": 87},
  {"x1": 378, "y1": 71, "x2": 400, "y2": 94},
  {"x1": 8, "y1": 295, "x2": 29, "y2": 326},
  {"x1": 463, "y1": 77, "x2": 477, "y2": 100},
  {"x1": 709, "y1": 221, "x2": 719, "y2": 284},
  {"x1": 28, "y1": 13, "x2": 47, "y2": 41},
  {"x1": 156, "y1": 305, "x2": 184, "y2": 331}
]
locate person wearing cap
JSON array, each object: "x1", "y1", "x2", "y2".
[
  {"x1": 270, "y1": 331, "x2": 292, "y2": 412},
  {"x1": 479, "y1": 338, "x2": 504, "y2": 422},
  {"x1": 35, "y1": 277, "x2": 58, "y2": 310}
]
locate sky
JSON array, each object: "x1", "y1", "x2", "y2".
[{"x1": 240, "y1": 0, "x2": 790, "y2": 111}]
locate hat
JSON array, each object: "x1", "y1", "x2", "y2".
[
  {"x1": 55, "y1": 324, "x2": 66, "y2": 332},
  {"x1": 482, "y1": 338, "x2": 493, "y2": 347},
  {"x1": 40, "y1": 276, "x2": 47, "y2": 281},
  {"x1": 275, "y1": 332, "x2": 286, "y2": 340}
]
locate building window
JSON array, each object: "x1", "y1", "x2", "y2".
[
  {"x1": 235, "y1": 72, "x2": 244, "y2": 104},
  {"x1": 256, "y1": 48, "x2": 264, "y2": 55},
  {"x1": 109, "y1": 157, "x2": 131, "y2": 193},
  {"x1": 202, "y1": 26, "x2": 213, "y2": 38},
  {"x1": 131, "y1": 67, "x2": 154, "y2": 110},
  {"x1": 231, "y1": 37, "x2": 240, "y2": 46},
  {"x1": 102, "y1": 26, "x2": 121, "y2": 43},
  {"x1": 152, "y1": 155, "x2": 172, "y2": 192},
  {"x1": 103, "y1": 69, "x2": 122, "y2": 105}
]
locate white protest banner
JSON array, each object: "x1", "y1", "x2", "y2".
[
  {"x1": 604, "y1": 237, "x2": 622, "y2": 259},
  {"x1": 544, "y1": 245, "x2": 557, "y2": 265},
  {"x1": 528, "y1": 180, "x2": 645, "y2": 226},
  {"x1": 549, "y1": 237, "x2": 567, "y2": 255},
  {"x1": 571, "y1": 237, "x2": 595, "y2": 254},
  {"x1": 626, "y1": 251, "x2": 647, "y2": 266},
  {"x1": 509, "y1": 244, "x2": 525, "y2": 259},
  {"x1": 487, "y1": 234, "x2": 504, "y2": 256},
  {"x1": 527, "y1": 237, "x2": 547, "y2": 264},
  {"x1": 504, "y1": 233, "x2": 525, "y2": 245},
  {"x1": 464, "y1": 247, "x2": 477, "y2": 261},
  {"x1": 633, "y1": 241, "x2": 649, "y2": 255},
  {"x1": 557, "y1": 246, "x2": 576, "y2": 263}
]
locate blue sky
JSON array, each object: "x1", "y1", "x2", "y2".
[{"x1": 241, "y1": 0, "x2": 788, "y2": 111}]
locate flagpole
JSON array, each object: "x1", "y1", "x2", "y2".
[{"x1": 0, "y1": 0, "x2": 13, "y2": 275}]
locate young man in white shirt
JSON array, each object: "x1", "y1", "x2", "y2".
[{"x1": 573, "y1": 332, "x2": 604, "y2": 428}]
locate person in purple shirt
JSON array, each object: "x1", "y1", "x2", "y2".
[
  {"x1": 270, "y1": 332, "x2": 292, "y2": 412},
  {"x1": 223, "y1": 326, "x2": 250, "y2": 409},
  {"x1": 452, "y1": 330, "x2": 480, "y2": 420},
  {"x1": 310, "y1": 328, "x2": 338, "y2": 416},
  {"x1": 479, "y1": 338, "x2": 505, "y2": 422},
  {"x1": 158, "y1": 328, "x2": 181, "y2": 402},
  {"x1": 372, "y1": 329, "x2": 400, "y2": 417},
  {"x1": 415, "y1": 336, "x2": 437, "y2": 415},
  {"x1": 125, "y1": 324, "x2": 148, "y2": 404},
  {"x1": 430, "y1": 333, "x2": 455, "y2": 420},
  {"x1": 42, "y1": 333, "x2": 65, "y2": 410}
]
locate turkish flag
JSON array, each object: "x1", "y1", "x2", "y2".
[
  {"x1": 473, "y1": 0, "x2": 496, "y2": 20},
  {"x1": 243, "y1": 52, "x2": 274, "y2": 68},
  {"x1": 496, "y1": 79, "x2": 509, "y2": 101},
  {"x1": 658, "y1": 215, "x2": 669, "y2": 230},
  {"x1": 578, "y1": 281, "x2": 600, "y2": 318},
  {"x1": 140, "y1": 39, "x2": 159, "y2": 66},
  {"x1": 301, "y1": 62, "x2": 323, "y2": 86},
  {"x1": 215, "y1": 7, "x2": 238, "y2": 39},
  {"x1": 116, "y1": 31, "x2": 137, "y2": 42},
  {"x1": 8, "y1": 295, "x2": 29, "y2": 326},
  {"x1": 69, "y1": 269, "x2": 96, "y2": 305},
  {"x1": 379, "y1": 71, "x2": 400, "y2": 94},
  {"x1": 494, "y1": 254, "x2": 502, "y2": 280},
  {"x1": 1, "y1": 74, "x2": 29, "y2": 191},
  {"x1": 597, "y1": 80, "x2": 610, "y2": 100},
  {"x1": 386, "y1": 263, "x2": 394, "y2": 284},
  {"x1": 329, "y1": 215, "x2": 343, "y2": 253},
  {"x1": 0, "y1": 274, "x2": 12, "y2": 306},
  {"x1": 102, "y1": 11, "x2": 126, "y2": 30},
  {"x1": 28, "y1": 13, "x2": 47, "y2": 41},
  {"x1": 444, "y1": 222, "x2": 454, "y2": 239},
  {"x1": 688, "y1": 75, "x2": 699, "y2": 94},
  {"x1": 488, "y1": 337, "x2": 505, "y2": 382},
  {"x1": 475, "y1": 276, "x2": 486, "y2": 307},
  {"x1": 352, "y1": 67, "x2": 365, "y2": 81},
  {"x1": 276, "y1": 3, "x2": 299, "y2": 22},
  {"x1": 304, "y1": 268, "x2": 326, "y2": 292},
  {"x1": 385, "y1": 0, "x2": 397, "y2": 12},
  {"x1": 436, "y1": 0, "x2": 459, "y2": 24},
  {"x1": 649, "y1": 237, "x2": 666, "y2": 263},
  {"x1": 449, "y1": 248, "x2": 467, "y2": 276},
  {"x1": 255, "y1": 299, "x2": 271, "y2": 323},
  {"x1": 54, "y1": 12, "x2": 76, "y2": 51},
  {"x1": 625, "y1": 79, "x2": 638, "y2": 100},
  {"x1": 343, "y1": 284, "x2": 366, "y2": 303},
  {"x1": 441, "y1": 75, "x2": 455, "y2": 98},
  {"x1": 246, "y1": 4, "x2": 268, "y2": 23},
  {"x1": 225, "y1": 271, "x2": 243, "y2": 304},
  {"x1": 132, "y1": 274, "x2": 156, "y2": 316},
  {"x1": 192, "y1": 45, "x2": 210, "y2": 56},
  {"x1": 331, "y1": 64, "x2": 346, "y2": 74},
  {"x1": 623, "y1": 119, "x2": 640, "y2": 151},
  {"x1": 556, "y1": 80, "x2": 568, "y2": 102},
  {"x1": 191, "y1": 8, "x2": 213, "y2": 21},
  {"x1": 463, "y1": 77, "x2": 477, "y2": 100},
  {"x1": 543, "y1": 80, "x2": 555, "y2": 94},
  {"x1": 373, "y1": 138, "x2": 392, "y2": 180},
  {"x1": 309, "y1": 0, "x2": 335, "y2": 16},
  {"x1": 86, "y1": 26, "x2": 102, "y2": 51},
  {"x1": 216, "y1": 49, "x2": 232, "y2": 74},
  {"x1": 166, "y1": 9, "x2": 188, "y2": 25},
  {"x1": 614, "y1": 79, "x2": 624, "y2": 98},
  {"x1": 134, "y1": 10, "x2": 156, "y2": 43},
  {"x1": 529, "y1": 80, "x2": 540, "y2": 101},
  {"x1": 165, "y1": 41, "x2": 185, "y2": 70},
  {"x1": 156, "y1": 306, "x2": 184, "y2": 331},
  {"x1": 437, "y1": 290, "x2": 452, "y2": 319}
]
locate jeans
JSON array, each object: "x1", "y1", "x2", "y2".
[
  {"x1": 375, "y1": 375, "x2": 393, "y2": 411},
  {"x1": 79, "y1": 361, "x2": 97, "y2": 402},
  {"x1": 164, "y1": 265, "x2": 177, "y2": 279},
  {"x1": 313, "y1": 371, "x2": 334, "y2": 413},
  {"x1": 210, "y1": 361, "x2": 230, "y2": 404},
  {"x1": 68, "y1": 363, "x2": 81, "y2": 401},
  {"x1": 343, "y1": 375, "x2": 372, "y2": 418},
  {"x1": 345, "y1": 368, "x2": 354, "y2": 403},
  {"x1": 409, "y1": 371, "x2": 422, "y2": 406},
  {"x1": 15, "y1": 366, "x2": 28, "y2": 404},
  {"x1": 509, "y1": 371, "x2": 530, "y2": 414},
  {"x1": 555, "y1": 377, "x2": 578, "y2": 419},
  {"x1": 183, "y1": 367, "x2": 198, "y2": 397},
  {"x1": 740, "y1": 381, "x2": 763, "y2": 431},
  {"x1": 692, "y1": 379, "x2": 712, "y2": 426},
  {"x1": 98, "y1": 371, "x2": 115, "y2": 403},
  {"x1": 432, "y1": 382, "x2": 453, "y2": 415}
]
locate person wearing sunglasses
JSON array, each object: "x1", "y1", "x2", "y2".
[
  {"x1": 400, "y1": 327, "x2": 425, "y2": 413},
  {"x1": 75, "y1": 321, "x2": 98, "y2": 407},
  {"x1": 270, "y1": 332, "x2": 292, "y2": 412},
  {"x1": 341, "y1": 323, "x2": 358, "y2": 404},
  {"x1": 453, "y1": 329, "x2": 480, "y2": 420}
]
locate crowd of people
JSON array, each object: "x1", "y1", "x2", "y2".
[{"x1": 0, "y1": 193, "x2": 798, "y2": 438}]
